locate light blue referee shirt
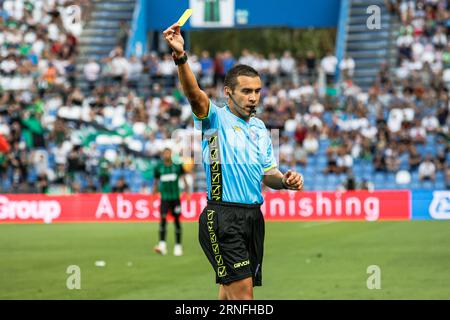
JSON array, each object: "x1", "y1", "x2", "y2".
[{"x1": 193, "y1": 100, "x2": 278, "y2": 204}]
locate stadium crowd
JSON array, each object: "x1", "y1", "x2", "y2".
[{"x1": 0, "y1": 0, "x2": 448, "y2": 194}]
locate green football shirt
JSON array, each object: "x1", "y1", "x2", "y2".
[{"x1": 154, "y1": 162, "x2": 185, "y2": 201}]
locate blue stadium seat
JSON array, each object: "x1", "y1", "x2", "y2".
[
  {"x1": 353, "y1": 163, "x2": 364, "y2": 176},
  {"x1": 27, "y1": 168, "x2": 37, "y2": 184},
  {"x1": 421, "y1": 180, "x2": 434, "y2": 190},
  {"x1": 399, "y1": 153, "x2": 409, "y2": 170},
  {"x1": 305, "y1": 166, "x2": 315, "y2": 176},
  {"x1": 317, "y1": 156, "x2": 327, "y2": 169},
  {"x1": 386, "y1": 172, "x2": 396, "y2": 183},
  {"x1": 374, "y1": 172, "x2": 385, "y2": 183},
  {"x1": 307, "y1": 155, "x2": 316, "y2": 165},
  {"x1": 385, "y1": 180, "x2": 396, "y2": 190},
  {"x1": 374, "y1": 181, "x2": 385, "y2": 190},
  {"x1": 327, "y1": 174, "x2": 338, "y2": 187},
  {"x1": 411, "y1": 180, "x2": 421, "y2": 190},
  {"x1": 364, "y1": 165, "x2": 375, "y2": 174},
  {"x1": 416, "y1": 144, "x2": 425, "y2": 155},
  {"x1": 426, "y1": 134, "x2": 435, "y2": 145},
  {"x1": 313, "y1": 181, "x2": 324, "y2": 191}
]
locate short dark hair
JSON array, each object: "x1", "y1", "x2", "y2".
[{"x1": 224, "y1": 64, "x2": 260, "y2": 91}]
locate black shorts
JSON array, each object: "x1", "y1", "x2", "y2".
[
  {"x1": 198, "y1": 200, "x2": 265, "y2": 287},
  {"x1": 160, "y1": 199, "x2": 181, "y2": 218}
]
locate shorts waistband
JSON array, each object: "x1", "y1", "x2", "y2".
[{"x1": 207, "y1": 200, "x2": 262, "y2": 209}]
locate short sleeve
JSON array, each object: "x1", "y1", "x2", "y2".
[{"x1": 193, "y1": 100, "x2": 219, "y2": 131}]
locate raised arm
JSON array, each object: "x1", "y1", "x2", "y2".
[{"x1": 163, "y1": 23, "x2": 209, "y2": 118}]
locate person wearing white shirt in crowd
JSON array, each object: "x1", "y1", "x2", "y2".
[
  {"x1": 336, "y1": 148, "x2": 353, "y2": 173},
  {"x1": 320, "y1": 51, "x2": 338, "y2": 84},
  {"x1": 303, "y1": 133, "x2": 319, "y2": 154},
  {"x1": 432, "y1": 27, "x2": 447, "y2": 50},
  {"x1": 280, "y1": 50, "x2": 296, "y2": 80},
  {"x1": 421, "y1": 114, "x2": 440, "y2": 132},
  {"x1": 253, "y1": 54, "x2": 269, "y2": 75},
  {"x1": 127, "y1": 55, "x2": 144, "y2": 87},
  {"x1": 418, "y1": 155, "x2": 436, "y2": 181},
  {"x1": 238, "y1": 49, "x2": 253, "y2": 66},
  {"x1": 295, "y1": 80, "x2": 315, "y2": 98},
  {"x1": 267, "y1": 53, "x2": 280, "y2": 80},
  {"x1": 0, "y1": 55, "x2": 18, "y2": 75},
  {"x1": 158, "y1": 53, "x2": 177, "y2": 88},
  {"x1": 47, "y1": 21, "x2": 60, "y2": 42},
  {"x1": 110, "y1": 50, "x2": 129, "y2": 83},
  {"x1": 409, "y1": 119, "x2": 426, "y2": 144},
  {"x1": 339, "y1": 55, "x2": 355, "y2": 79},
  {"x1": 188, "y1": 54, "x2": 202, "y2": 78},
  {"x1": 84, "y1": 59, "x2": 100, "y2": 91},
  {"x1": 309, "y1": 99, "x2": 324, "y2": 114},
  {"x1": 262, "y1": 89, "x2": 278, "y2": 107}
]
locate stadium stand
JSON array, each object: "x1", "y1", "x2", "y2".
[{"x1": 0, "y1": 0, "x2": 448, "y2": 195}]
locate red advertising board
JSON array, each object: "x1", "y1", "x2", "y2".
[{"x1": 0, "y1": 191, "x2": 410, "y2": 224}]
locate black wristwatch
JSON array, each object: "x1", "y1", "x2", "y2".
[{"x1": 172, "y1": 52, "x2": 188, "y2": 65}]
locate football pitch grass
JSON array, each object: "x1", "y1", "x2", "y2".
[{"x1": 1, "y1": 221, "x2": 450, "y2": 299}]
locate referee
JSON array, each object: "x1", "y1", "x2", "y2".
[
  {"x1": 153, "y1": 147, "x2": 190, "y2": 256},
  {"x1": 163, "y1": 23, "x2": 304, "y2": 300}
]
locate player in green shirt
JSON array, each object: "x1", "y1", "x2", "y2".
[{"x1": 153, "y1": 147, "x2": 190, "y2": 256}]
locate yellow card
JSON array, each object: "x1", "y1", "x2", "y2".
[{"x1": 178, "y1": 9, "x2": 193, "y2": 27}]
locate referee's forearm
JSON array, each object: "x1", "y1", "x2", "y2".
[
  {"x1": 262, "y1": 174, "x2": 285, "y2": 190},
  {"x1": 176, "y1": 61, "x2": 209, "y2": 117},
  {"x1": 177, "y1": 61, "x2": 200, "y2": 99}
]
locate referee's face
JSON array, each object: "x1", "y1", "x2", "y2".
[{"x1": 229, "y1": 76, "x2": 262, "y2": 120}]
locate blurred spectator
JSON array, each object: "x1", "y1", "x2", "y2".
[
  {"x1": 117, "y1": 20, "x2": 130, "y2": 50},
  {"x1": 435, "y1": 149, "x2": 447, "y2": 171},
  {"x1": 336, "y1": 148, "x2": 353, "y2": 174},
  {"x1": 343, "y1": 172, "x2": 356, "y2": 191},
  {"x1": 213, "y1": 52, "x2": 225, "y2": 86},
  {"x1": 110, "y1": 47, "x2": 129, "y2": 84},
  {"x1": 324, "y1": 152, "x2": 339, "y2": 174},
  {"x1": 127, "y1": 55, "x2": 143, "y2": 90},
  {"x1": 199, "y1": 50, "x2": 214, "y2": 87},
  {"x1": 112, "y1": 177, "x2": 130, "y2": 193},
  {"x1": 359, "y1": 178, "x2": 374, "y2": 191},
  {"x1": 408, "y1": 145, "x2": 422, "y2": 170},
  {"x1": 339, "y1": 55, "x2": 355, "y2": 80},
  {"x1": 84, "y1": 59, "x2": 101, "y2": 92},
  {"x1": 320, "y1": 51, "x2": 338, "y2": 85},
  {"x1": 36, "y1": 172, "x2": 49, "y2": 194},
  {"x1": 305, "y1": 50, "x2": 317, "y2": 81},
  {"x1": 446, "y1": 166, "x2": 450, "y2": 189},
  {"x1": 280, "y1": 50, "x2": 296, "y2": 82},
  {"x1": 418, "y1": 154, "x2": 436, "y2": 181},
  {"x1": 303, "y1": 132, "x2": 319, "y2": 154}
]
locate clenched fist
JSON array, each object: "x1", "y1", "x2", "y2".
[{"x1": 282, "y1": 170, "x2": 304, "y2": 191}]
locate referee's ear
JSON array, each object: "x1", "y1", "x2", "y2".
[{"x1": 224, "y1": 86, "x2": 232, "y2": 98}]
